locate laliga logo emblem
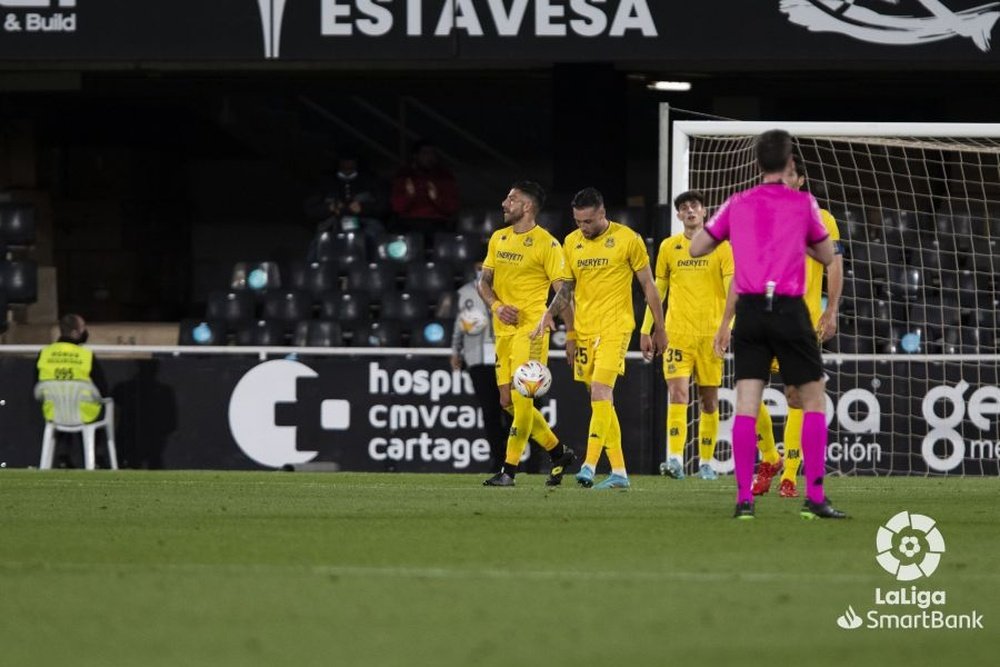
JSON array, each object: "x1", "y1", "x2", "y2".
[
  {"x1": 255, "y1": 0, "x2": 288, "y2": 59},
  {"x1": 781, "y1": 0, "x2": 1000, "y2": 52},
  {"x1": 875, "y1": 511, "x2": 946, "y2": 581}
]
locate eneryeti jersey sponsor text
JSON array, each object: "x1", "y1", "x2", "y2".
[
  {"x1": 655, "y1": 233, "x2": 734, "y2": 337},
  {"x1": 564, "y1": 221, "x2": 649, "y2": 336}
]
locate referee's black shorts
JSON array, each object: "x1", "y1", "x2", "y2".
[{"x1": 732, "y1": 294, "x2": 824, "y2": 387}]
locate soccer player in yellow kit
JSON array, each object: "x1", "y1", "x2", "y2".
[
  {"x1": 714, "y1": 156, "x2": 843, "y2": 497},
  {"x1": 479, "y1": 181, "x2": 576, "y2": 487},
  {"x1": 534, "y1": 187, "x2": 667, "y2": 489},
  {"x1": 639, "y1": 190, "x2": 734, "y2": 481}
]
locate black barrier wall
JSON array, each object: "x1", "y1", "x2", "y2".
[
  {"x1": 1, "y1": 354, "x2": 998, "y2": 475},
  {"x1": 1, "y1": 1, "x2": 999, "y2": 65}
]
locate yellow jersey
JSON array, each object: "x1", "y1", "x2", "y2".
[
  {"x1": 483, "y1": 223, "x2": 569, "y2": 337},
  {"x1": 640, "y1": 232, "x2": 734, "y2": 337},
  {"x1": 804, "y1": 209, "x2": 841, "y2": 325},
  {"x1": 564, "y1": 221, "x2": 649, "y2": 337}
]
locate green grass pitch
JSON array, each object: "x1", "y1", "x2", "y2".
[{"x1": 0, "y1": 471, "x2": 996, "y2": 667}]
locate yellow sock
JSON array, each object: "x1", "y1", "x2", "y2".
[
  {"x1": 605, "y1": 404, "x2": 626, "y2": 474},
  {"x1": 667, "y1": 403, "x2": 688, "y2": 461},
  {"x1": 504, "y1": 393, "x2": 534, "y2": 468},
  {"x1": 782, "y1": 408, "x2": 804, "y2": 482},
  {"x1": 530, "y1": 407, "x2": 559, "y2": 451},
  {"x1": 585, "y1": 400, "x2": 613, "y2": 468},
  {"x1": 698, "y1": 409, "x2": 719, "y2": 463},
  {"x1": 757, "y1": 403, "x2": 780, "y2": 465}
]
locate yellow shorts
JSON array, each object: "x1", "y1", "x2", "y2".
[
  {"x1": 495, "y1": 331, "x2": 550, "y2": 386},
  {"x1": 573, "y1": 332, "x2": 629, "y2": 388},
  {"x1": 663, "y1": 335, "x2": 724, "y2": 387}
]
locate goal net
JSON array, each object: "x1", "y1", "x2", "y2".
[{"x1": 669, "y1": 120, "x2": 1000, "y2": 477}]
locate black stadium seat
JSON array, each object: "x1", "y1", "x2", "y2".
[
  {"x1": 347, "y1": 262, "x2": 398, "y2": 296},
  {"x1": 0, "y1": 204, "x2": 36, "y2": 246},
  {"x1": 379, "y1": 292, "x2": 429, "y2": 323},
  {"x1": 405, "y1": 261, "x2": 454, "y2": 295},
  {"x1": 315, "y1": 230, "x2": 367, "y2": 263},
  {"x1": 353, "y1": 320, "x2": 402, "y2": 347},
  {"x1": 432, "y1": 233, "x2": 485, "y2": 264},
  {"x1": 261, "y1": 290, "x2": 312, "y2": 327},
  {"x1": 206, "y1": 290, "x2": 256, "y2": 330},
  {"x1": 319, "y1": 290, "x2": 370, "y2": 324},
  {"x1": 0, "y1": 259, "x2": 37, "y2": 303},
  {"x1": 235, "y1": 319, "x2": 287, "y2": 346},
  {"x1": 292, "y1": 320, "x2": 343, "y2": 347},
  {"x1": 288, "y1": 261, "x2": 338, "y2": 298}
]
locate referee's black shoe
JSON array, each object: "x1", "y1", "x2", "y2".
[
  {"x1": 801, "y1": 497, "x2": 847, "y2": 519},
  {"x1": 733, "y1": 500, "x2": 755, "y2": 520},
  {"x1": 483, "y1": 472, "x2": 515, "y2": 487},
  {"x1": 544, "y1": 447, "x2": 576, "y2": 487}
]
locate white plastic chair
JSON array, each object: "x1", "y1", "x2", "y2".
[{"x1": 34, "y1": 380, "x2": 117, "y2": 470}]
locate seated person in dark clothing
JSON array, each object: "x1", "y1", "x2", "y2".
[
  {"x1": 390, "y1": 141, "x2": 460, "y2": 236},
  {"x1": 305, "y1": 154, "x2": 387, "y2": 257}
]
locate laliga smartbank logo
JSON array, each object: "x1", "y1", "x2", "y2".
[
  {"x1": 835, "y1": 512, "x2": 983, "y2": 631},
  {"x1": 1, "y1": 0, "x2": 77, "y2": 33}
]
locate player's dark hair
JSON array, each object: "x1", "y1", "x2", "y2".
[
  {"x1": 512, "y1": 180, "x2": 546, "y2": 212},
  {"x1": 673, "y1": 190, "x2": 705, "y2": 211},
  {"x1": 791, "y1": 154, "x2": 807, "y2": 181},
  {"x1": 571, "y1": 187, "x2": 604, "y2": 210},
  {"x1": 756, "y1": 129, "x2": 793, "y2": 173}
]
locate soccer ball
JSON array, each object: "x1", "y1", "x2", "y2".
[
  {"x1": 458, "y1": 308, "x2": 488, "y2": 335},
  {"x1": 512, "y1": 360, "x2": 552, "y2": 398}
]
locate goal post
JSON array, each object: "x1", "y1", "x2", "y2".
[{"x1": 666, "y1": 119, "x2": 1000, "y2": 477}]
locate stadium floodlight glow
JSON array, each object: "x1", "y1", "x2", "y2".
[{"x1": 647, "y1": 81, "x2": 692, "y2": 92}]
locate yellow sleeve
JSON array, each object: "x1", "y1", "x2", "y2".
[
  {"x1": 821, "y1": 209, "x2": 840, "y2": 241},
  {"x1": 628, "y1": 232, "x2": 649, "y2": 272},
  {"x1": 640, "y1": 275, "x2": 668, "y2": 335},
  {"x1": 483, "y1": 232, "x2": 497, "y2": 270},
  {"x1": 543, "y1": 239, "x2": 570, "y2": 283},
  {"x1": 720, "y1": 242, "x2": 735, "y2": 294}
]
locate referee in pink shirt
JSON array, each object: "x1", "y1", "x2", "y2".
[{"x1": 690, "y1": 129, "x2": 847, "y2": 520}]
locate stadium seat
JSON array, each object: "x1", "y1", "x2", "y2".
[
  {"x1": 376, "y1": 233, "x2": 424, "y2": 263},
  {"x1": 288, "y1": 261, "x2": 338, "y2": 298},
  {"x1": 235, "y1": 319, "x2": 287, "y2": 346},
  {"x1": 405, "y1": 261, "x2": 455, "y2": 296},
  {"x1": 292, "y1": 320, "x2": 343, "y2": 347},
  {"x1": 884, "y1": 266, "x2": 922, "y2": 301},
  {"x1": 347, "y1": 262, "x2": 398, "y2": 296},
  {"x1": 319, "y1": 290, "x2": 370, "y2": 324},
  {"x1": 935, "y1": 214, "x2": 974, "y2": 251},
  {"x1": 205, "y1": 290, "x2": 257, "y2": 330},
  {"x1": 0, "y1": 259, "x2": 37, "y2": 303},
  {"x1": 353, "y1": 320, "x2": 402, "y2": 347},
  {"x1": 178, "y1": 319, "x2": 226, "y2": 346},
  {"x1": 332, "y1": 231, "x2": 368, "y2": 262},
  {"x1": 261, "y1": 290, "x2": 312, "y2": 328},
  {"x1": 410, "y1": 319, "x2": 452, "y2": 347},
  {"x1": 379, "y1": 292, "x2": 429, "y2": 324},
  {"x1": 432, "y1": 233, "x2": 486, "y2": 264},
  {"x1": 0, "y1": 204, "x2": 36, "y2": 246},
  {"x1": 231, "y1": 261, "x2": 281, "y2": 292},
  {"x1": 610, "y1": 207, "x2": 645, "y2": 231},
  {"x1": 34, "y1": 380, "x2": 117, "y2": 470}
]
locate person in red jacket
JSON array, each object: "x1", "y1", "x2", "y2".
[{"x1": 390, "y1": 141, "x2": 460, "y2": 237}]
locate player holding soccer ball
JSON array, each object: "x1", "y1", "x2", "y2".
[
  {"x1": 479, "y1": 181, "x2": 575, "y2": 487},
  {"x1": 534, "y1": 187, "x2": 667, "y2": 489}
]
